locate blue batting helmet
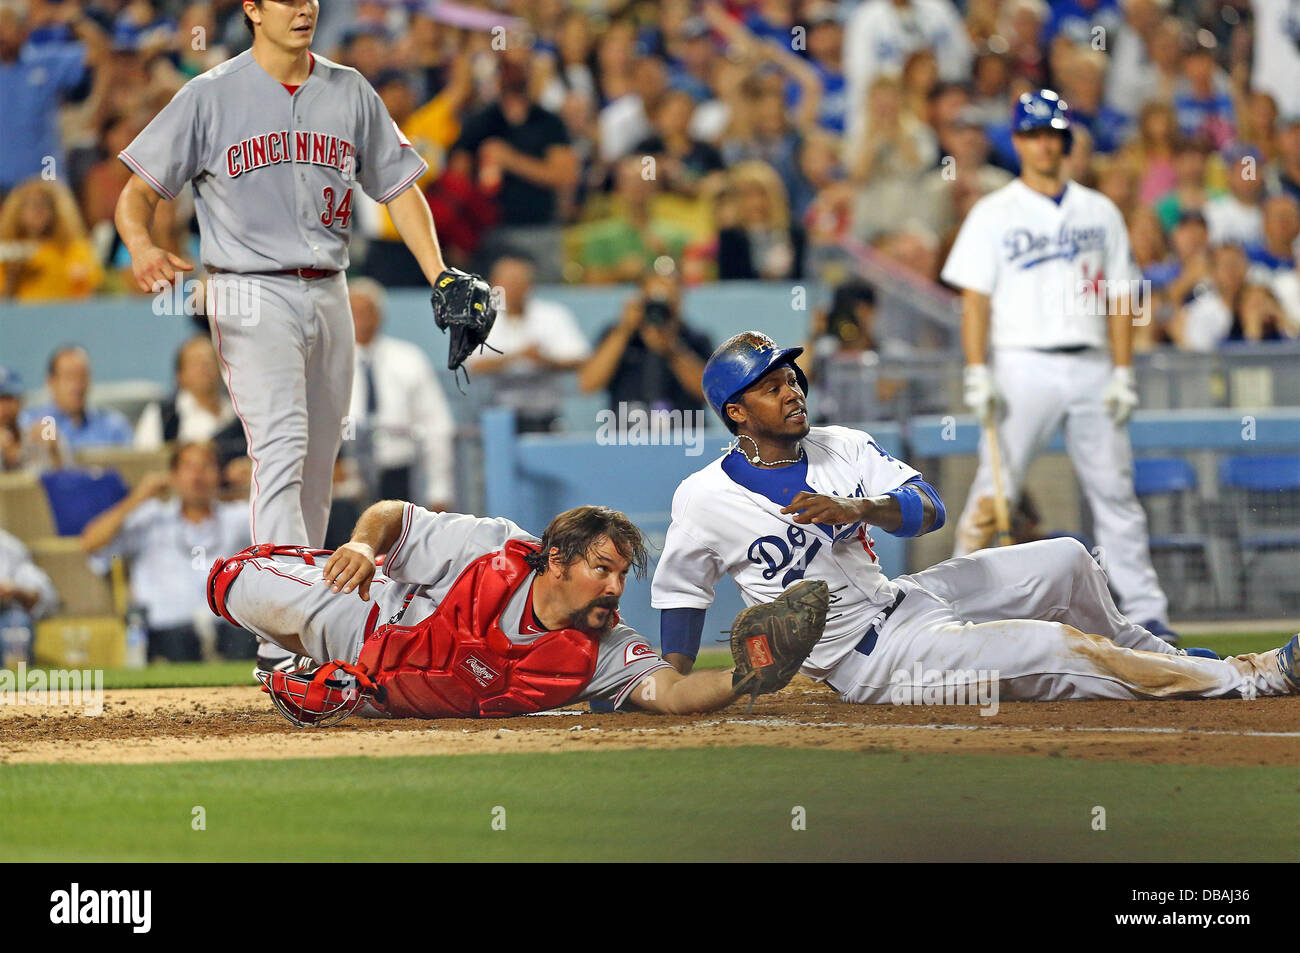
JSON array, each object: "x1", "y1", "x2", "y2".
[
  {"x1": 702, "y1": 331, "x2": 808, "y2": 426},
  {"x1": 1013, "y1": 89, "x2": 1073, "y2": 153}
]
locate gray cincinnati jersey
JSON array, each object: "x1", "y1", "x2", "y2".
[
  {"x1": 119, "y1": 50, "x2": 427, "y2": 273},
  {"x1": 380, "y1": 505, "x2": 673, "y2": 709}
]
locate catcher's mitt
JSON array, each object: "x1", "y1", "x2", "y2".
[
  {"x1": 729, "y1": 579, "x2": 829, "y2": 710},
  {"x1": 430, "y1": 267, "x2": 498, "y2": 374}
]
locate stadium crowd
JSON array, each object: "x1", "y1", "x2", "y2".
[{"x1": 1, "y1": 0, "x2": 1298, "y2": 351}]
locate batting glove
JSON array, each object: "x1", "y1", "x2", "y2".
[
  {"x1": 1103, "y1": 365, "x2": 1139, "y2": 425},
  {"x1": 963, "y1": 364, "x2": 999, "y2": 421}
]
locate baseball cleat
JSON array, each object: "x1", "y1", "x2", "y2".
[
  {"x1": 1184, "y1": 647, "x2": 1220, "y2": 660},
  {"x1": 1277, "y1": 634, "x2": 1300, "y2": 693},
  {"x1": 253, "y1": 651, "x2": 315, "y2": 679}
]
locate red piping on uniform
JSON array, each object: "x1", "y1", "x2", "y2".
[{"x1": 212, "y1": 308, "x2": 263, "y2": 543}]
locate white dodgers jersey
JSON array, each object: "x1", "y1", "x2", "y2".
[
  {"x1": 651, "y1": 426, "x2": 920, "y2": 675},
  {"x1": 940, "y1": 179, "x2": 1137, "y2": 350}
]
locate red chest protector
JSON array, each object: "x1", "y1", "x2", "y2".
[{"x1": 356, "y1": 540, "x2": 603, "y2": 718}]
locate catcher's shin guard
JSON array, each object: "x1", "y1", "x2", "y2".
[
  {"x1": 206, "y1": 543, "x2": 334, "y2": 626},
  {"x1": 256, "y1": 660, "x2": 382, "y2": 728}
]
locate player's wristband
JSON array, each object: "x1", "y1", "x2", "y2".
[
  {"x1": 885, "y1": 484, "x2": 925, "y2": 537},
  {"x1": 660, "y1": 607, "x2": 706, "y2": 659}
]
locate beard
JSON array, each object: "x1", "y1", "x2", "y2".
[{"x1": 568, "y1": 595, "x2": 620, "y2": 635}]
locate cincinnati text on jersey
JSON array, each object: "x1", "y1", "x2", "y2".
[{"x1": 226, "y1": 131, "x2": 355, "y2": 179}]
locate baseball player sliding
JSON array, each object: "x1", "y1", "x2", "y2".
[
  {"x1": 207, "y1": 503, "x2": 828, "y2": 724},
  {"x1": 941, "y1": 90, "x2": 1175, "y2": 641},
  {"x1": 650, "y1": 332, "x2": 1300, "y2": 703},
  {"x1": 114, "y1": 0, "x2": 494, "y2": 672}
]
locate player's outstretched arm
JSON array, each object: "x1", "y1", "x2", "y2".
[
  {"x1": 114, "y1": 176, "x2": 195, "y2": 293},
  {"x1": 321, "y1": 500, "x2": 407, "y2": 600},
  {"x1": 625, "y1": 666, "x2": 740, "y2": 715},
  {"x1": 386, "y1": 186, "x2": 448, "y2": 288}
]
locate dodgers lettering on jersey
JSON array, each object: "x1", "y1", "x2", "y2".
[
  {"x1": 651, "y1": 426, "x2": 918, "y2": 675},
  {"x1": 120, "y1": 50, "x2": 426, "y2": 273},
  {"x1": 940, "y1": 179, "x2": 1136, "y2": 350}
]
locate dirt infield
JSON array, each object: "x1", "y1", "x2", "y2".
[{"x1": 1, "y1": 678, "x2": 1296, "y2": 767}]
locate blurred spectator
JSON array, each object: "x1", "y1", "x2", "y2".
[
  {"x1": 452, "y1": 58, "x2": 578, "y2": 282},
  {"x1": 1205, "y1": 144, "x2": 1265, "y2": 246},
  {"x1": 347, "y1": 278, "x2": 454, "y2": 511},
  {"x1": 0, "y1": 179, "x2": 103, "y2": 301},
  {"x1": 362, "y1": 61, "x2": 472, "y2": 286},
  {"x1": 1238, "y1": 89, "x2": 1280, "y2": 161},
  {"x1": 795, "y1": 2, "x2": 849, "y2": 136},
  {"x1": 0, "y1": 4, "x2": 104, "y2": 195},
  {"x1": 1059, "y1": 48, "x2": 1130, "y2": 154},
  {"x1": 134, "y1": 336, "x2": 235, "y2": 451},
  {"x1": 0, "y1": 527, "x2": 59, "y2": 666},
  {"x1": 1001, "y1": 0, "x2": 1050, "y2": 85},
  {"x1": 1166, "y1": 243, "x2": 1249, "y2": 350},
  {"x1": 537, "y1": 11, "x2": 597, "y2": 113},
  {"x1": 920, "y1": 108, "x2": 1013, "y2": 238},
  {"x1": 716, "y1": 160, "x2": 804, "y2": 280},
  {"x1": 82, "y1": 441, "x2": 253, "y2": 661},
  {"x1": 466, "y1": 253, "x2": 591, "y2": 433},
  {"x1": 967, "y1": 49, "x2": 1011, "y2": 128},
  {"x1": 1232, "y1": 283, "x2": 1297, "y2": 340},
  {"x1": 663, "y1": 13, "x2": 714, "y2": 103},
  {"x1": 1120, "y1": 100, "x2": 1180, "y2": 205},
  {"x1": 1245, "y1": 194, "x2": 1300, "y2": 325},
  {"x1": 572, "y1": 155, "x2": 698, "y2": 284},
  {"x1": 578, "y1": 269, "x2": 711, "y2": 414},
  {"x1": 850, "y1": 76, "x2": 938, "y2": 240},
  {"x1": 1153, "y1": 137, "x2": 1213, "y2": 231},
  {"x1": 1105, "y1": 0, "x2": 1175, "y2": 119},
  {"x1": 797, "y1": 279, "x2": 904, "y2": 422},
  {"x1": 20, "y1": 346, "x2": 131, "y2": 450},
  {"x1": 799, "y1": 133, "x2": 854, "y2": 278},
  {"x1": 632, "y1": 89, "x2": 726, "y2": 200},
  {"x1": 1043, "y1": 0, "x2": 1123, "y2": 47},
  {"x1": 901, "y1": 49, "x2": 940, "y2": 125},
  {"x1": 1174, "y1": 31, "x2": 1235, "y2": 149},
  {"x1": 1269, "y1": 115, "x2": 1300, "y2": 204},
  {"x1": 1094, "y1": 155, "x2": 1139, "y2": 217},
  {"x1": 0, "y1": 366, "x2": 65, "y2": 472},
  {"x1": 1154, "y1": 210, "x2": 1214, "y2": 326},
  {"x1": 1247, "y1": 193, "x2": 1300, "y2": 272},
  {"x1": 600, "y1": 54, "x2": 668, "y2": 164},
  {"x1": 843, "y1": 0, "x2": 973, "y2": 142}
]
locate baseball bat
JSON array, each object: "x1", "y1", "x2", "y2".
[{"x1": 982, "y1": 411, "x2": 1014, "y2": 547}]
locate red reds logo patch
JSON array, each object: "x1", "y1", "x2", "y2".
[
  {"x1": 624, "y1": 641, "x2": 656, "y2": 666},
  {"x1": 746, "y1": 635, "x2": 774, "y2": 668},
  {"x1": 461, "y1": 655, "x2": 500, "y2": 687}
]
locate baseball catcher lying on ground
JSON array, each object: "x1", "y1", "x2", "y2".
[{"x1": 207, "y1": 503, "x2": 828, "y2": 726}]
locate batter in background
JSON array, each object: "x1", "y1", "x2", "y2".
[
  {"x1": 940, "y1": 90, "x2": 1176, "y2": 642},
  {"x1": 114, "y1": 0, "x2": 477, "y2": 670}
]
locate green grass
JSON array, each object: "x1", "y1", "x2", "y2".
[
  {"x1": 0, "y1": 660, "x2": 258, "y2": 690},
  {"x1": 0, "y1": 748, "x2": 1291, "y2": 862}
]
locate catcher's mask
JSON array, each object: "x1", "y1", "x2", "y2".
[{"x1": 255, "y1": 660, "x2": 382, "y2": 728}]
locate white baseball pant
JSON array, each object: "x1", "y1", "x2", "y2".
[{"x1": 952, "y1": 348, "x2": 1169, "y2": 626}]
